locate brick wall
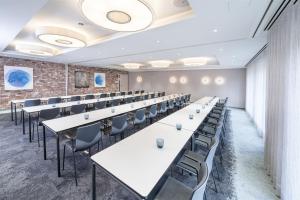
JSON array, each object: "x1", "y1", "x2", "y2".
[
  {"x1": 0, "y1": 56, "x2": 127, "y2": 110},
  {"x1": 67, "y1": 65, "x2": 127, "y2": 95}
]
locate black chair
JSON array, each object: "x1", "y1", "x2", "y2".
[
  {"x1": 167, "y1": 100, "x2": 175, "y2": 113},
  {"x1": 144, "y1": 95, "x2": 149, "y2": 100},
  {"x1": 85, "y1": 94, "x2": 95, "y2": 100},
  {"x1": 154, "y1": 162, "x2": 209, "y2": 200},
  {"x1": 147, "y1": 104, "x2": 157, "y2": 124},
  {"x1": 62, "y1": 122, "x2": 103, "y2": 186},
  {"x1": 99, "y1": 93, "x2": 107, "y2": 98},
  {"x1": 110, "y1": 99, "x2": 121, "y2": 107},
  {"x1": 94, "y1": 101, "x2": 106, "y2": 110},
  {"x1": 158, "y1": 102, "x2": 168, "y2": 116},
  {"x1": 32, "y1": 108, "x2": 60, "y2": 146},
  {"x1": 70, "y1": 104, "x2": 86, "y2": 115},
  {"x1": 121, "y1": 91, "x2": 126, "y2": 96},
  {"x1": 135, "y1": 91, "x2": 140, "y2": 94},
  {"x1": 150, "y1": 93, "x2": 155, "y2": 99},
  {"x1": 110, "y1": 92, "x2": 116, "y2": 97},
  {"x1": 128, "y1": 91, "x2": 133, "y2": 95},
  {"x1": 125, "y1": 97, "x2": 133, "y2": 104},
  {"x1": 21, "y1": 99, "x2": 41, "y2": 123},
  {"x1": 48, "y1": 97, "x2": 61, "y2": 104},
  {"x1": 70, "y1": 96, "x2": 81, "y2": 102},
  {"x1": 131, "y1": 108, "x2": 146, "y2": 128},
  {"x1": 141, "y1": 90, "x2": 145, "y2": 94},
  {"x1": 109, "y1": 114, "x2": 128, "y2": 143}
]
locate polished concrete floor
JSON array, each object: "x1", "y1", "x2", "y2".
[{"x1": 0, "y1": 108, "x2": 277, "y2": 200}]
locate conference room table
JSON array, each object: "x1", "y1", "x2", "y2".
[
  {"x1": 90, "y1": 96, "x2": 219, "y2": 200},
  {"x1": 42, "y1": 94, "x2": 183, "y2": 177},
  {"x1": 10, "y1": 91, "x2": 152, "y2": 125},
  {"x1": 21, "y1": 93, "x2": 156, "y2": 142}
]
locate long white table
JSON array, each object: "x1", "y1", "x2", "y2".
[
  {"x1": 91, "y1": 96, "x2": 218, "y2": 199},
  {"x1": 42, "y1": 94, "x2": 183, "y2": 177},
  {"x1": 22, "y1": 93, "x2": 155, "y2": 142}
]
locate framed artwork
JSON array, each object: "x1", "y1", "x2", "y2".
[
  {"x1": 75, "y1": 71, "x2": 89, "y2": 88},
  {"x1": 94, "y1": 73, "x2": 106, "y2": 87},
  {"x1": 4, "y1": 66, "x2": 33, "y2": 90}
]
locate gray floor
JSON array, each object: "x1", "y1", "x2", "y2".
[{"x1": 0, "y1": 108, "x2": 275, "y2": 200}]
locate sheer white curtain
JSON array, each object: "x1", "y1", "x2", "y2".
[
  {"x1": 246, "y1": 50, "x2": 267, "y2": 137},
  {"x1": 265, "y1": 3, "x2": 300, "y2": 199}
]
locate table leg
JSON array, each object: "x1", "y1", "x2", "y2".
[
  {"x1": 43, "y1": 126, "x2": 47, "y2": 160},
  {"x1": 57, "y1": 134, "x2": 61, "y2": 177},
  {"x1": 92, "y1": 163, "x2": 96, "y2": 200},
  {"x1": 14, "y1": 104, "x2": 17, "y2": 125},
  {"x1": 22, "y1": 111, "x2": 25, "y2": 135},
  {"x1": 11, "y1": 102, "x2": 13, "y2": 121},
  {"x1": 28, "y1": 114, "x2": 32, "y2": 142}
]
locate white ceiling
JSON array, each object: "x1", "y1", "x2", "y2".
[{"x1": 0, "y1": 0, "x2": 286, "y2": 71}]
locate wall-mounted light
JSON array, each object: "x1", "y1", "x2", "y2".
[
  {"x1": 179, "y1": 76, "x2": 188, "y2": 84},
  {"x1": 201, "y1": 76, "x2": 211, "y2": 85},
  {"x1": 215, "y1": 76, "x2": 225, "y2": 85},
  {"x1": 136, "y1": 76, "x2": 143, "y2": 83},
  {"x1": 35, "y1": 27, "x2": 86, "y2": 48},
  {"x1": 81, "y1": 0, "x2": 153, "y2": 32},
  {"x1": 148, "y1": 60, "x2": 174, "y2": 68},
  {"x1": 169, "y1": 76, "x2": 177, "y2": 84}
]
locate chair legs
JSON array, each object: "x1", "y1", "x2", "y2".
[
  {"x1": 72, "y1": 151, "x2": 78, "y2": 186},
  {"x1": 63, "y1": 145, "x2": 66, "y2": 170}
]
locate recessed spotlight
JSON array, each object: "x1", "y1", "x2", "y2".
[
  {"x1": 213, "y1": 28, "x2": 218, "y2": 33},
  {"x1": 148, "y1": 60, "x2": 174, "y2": 68},
  {"x1": 15, "y1": 43, "x2": 57, "y2": 57},
  {"x1": 35, "y1": 27, "x2": 86, "y2": 48},
  {"x1": 136, "y1": 76, "x2": 143, "y2": 83},
  {"x1": 180, "y1": 76, "x2": 188, "y2": 84},
  {"x1": 201, "y1": 76, "x2": 211, "y2": 85},
  {"x1": 169, "y1": 76, "x2": 177, "y2": 84},
  {"x1": 215, "y1": 76, "x2": 225, "y2": 85},
  {"x1": 122, "y1": 63, "x2": 142, "y2": 69},
  {"x1": 180, "y1": 57, "x2": 208, "y2": 66},
  {"x1": 81, "y1": 0, "x2": 153, "y2": 32}
]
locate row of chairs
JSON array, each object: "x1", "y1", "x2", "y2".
[{"x1": 151, "y1": 97, "x2": 229, "y2": 200}]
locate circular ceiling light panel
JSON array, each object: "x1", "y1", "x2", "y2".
[
  {"x1": 169, "y1": 76, "x2": 177, "y2": 84},
  {"x1": 180, "y1": 57, "x2": 208, "y2": 66},
  {"x1": 215, "y1": 76, "x2": 225, "y2": 85},
  {"x1": 148, "y1": 60, "x2": 174, "y2": 68},
  {"x1": 136, "y1": 76, "x2": 143, "y2": 83},
  {"x1": 15, "y1": 43, "x2": 57, "y2": 57},
  {"x1": 36, "y1": 27, "x2": 86, "y2": 48},
  {"x1": 81, "y1": 0, "x2": 153, "y2": 32},
  {"x1": 201, "y1": 76, "x2": 211, "y2": 85},
  {"x1": 122, "y1": 63, "x2": 142, "y2": 69}
]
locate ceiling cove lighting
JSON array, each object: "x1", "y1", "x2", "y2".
[
  {"x1": 81, "y1": 0, "x2": 153, "y2": 32},
  {"x1": 180, "y1": 57, "x2": 208, "y2": 66},
  {"x1": 148, "y1": 60, "x2": 174, "y2": 68},
  {"x1": 15, "y1": 43, "x2": 57, "y2": 56},
  {"x1": 122, "y1": 63, "x2": 142, "y2": 69},
  {"x1": 36, "y1": 27, "x2": 86, "y2": 48}
]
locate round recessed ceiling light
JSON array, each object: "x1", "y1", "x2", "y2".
[
  {"x1": 215, "y1": 76, "x2": 225, "y2": 85},
  {"x1": 122, "y1": 63, "x2": 142, "y2": 69},
  {"x1": 136, "y1": 75, "x2": 143, "y2": 83},
  {"x1": 148, "y1": 60, "x2": 174, "y2": 68},
  {"x1": 180, "y1": 57, "x2": 208, "y2": 66},
  {"x1": 15, "y1": 43, "x2": 57, "y2": 57},
  {"x1": 35, "y1": 27, "x2": 86, "y2": 48},
  {"x1": 81, "y1": 0, "x2": 153, "y2": 32},
  {"x1": 201, "y1": 76, "x2": 211, "y2": 85}
]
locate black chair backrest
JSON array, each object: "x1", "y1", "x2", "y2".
[
  {"x1": 144, "y1": 95, "x2": 149, "y2": 100},
  {"x1": 128, "y1": 91, "x2": 133, "y2": 95},
  {"x1": 162, "y1": 92, "x2": 166, "y2": 96},
  {"x1": 126, "y1": 97, "x2": 133, "y2": 103},
  {"x1": 111, "y1": 114, "x2": 128, "y2": 136},
  {"x1": 24, "y1": 99, "x2": 41, "y2": 107},
  {"x1": 158, "y1": 93, "x2": 162, "y2": 97},
  {"x1": 149, "y1": 104, "x2": 157, "y2": 115},
  {"x1": 111, "y1": 99, "x2": 121, "y2": 106},
  {"x1": 85, "y1": 94, "x2": 95, "y2": 100},
  {"x1": 100, "y1": 93, "x2": 107, "y2": 98},
  {"x1": 135, "y1": 91, "x2": 140, "y2": 94},
  {"x1": 135, "y1": 108, "x2": 146, "y2": 120},
  {"x1": 110, "y1": 92, "x2": 116, "y2": 97},
  {"x1": 48, "y1": 97, "x2": 61, "y2": 104},
  {"x1": 141, "y1": 90, "x2": 145, "y2": 94},
  {"x1": 150, "y1": 94, "x2": 155, "y2": 99},
  {"x1": 192, "y1": 162, "x2": 209, "y2": 200},
  {"x1": 70, "y1": 96, "x2": 81, "y2": 102},
  {"x1": 95, "y1": 101, "x2": 107, "y2": 109},
  {"x1": 39, "y1": 107, "x2": 60, "y2": 120},
  {"x1": 75, "y1": 122, "x2": 102, "y2": 152},
  {"x1": 121, "y1": 91, "x2": 126, "y2": 96},
  {"x1": 70, "y1": 104, "x2": 86, "y2": 114}
]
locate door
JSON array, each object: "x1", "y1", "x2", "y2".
[{"x1": 119, "y1": 73, "x2": 129, "y2": 91}]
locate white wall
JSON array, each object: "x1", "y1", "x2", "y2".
[{"x1": 129, "y1": 68, "x2": 246, "y2": 108}]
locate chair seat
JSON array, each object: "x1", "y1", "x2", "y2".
[{"x1": 154, "y1": 177, "x2": 193, "y2": 200}]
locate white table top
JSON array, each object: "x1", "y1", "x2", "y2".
[
  {"x1": 158, "y1": 97, "x2": 219, "y2": 132},
  {"x1": 42, "y1": 94, "x2": 182, "y2": 133},
  {"x1": 22, "y1": 93, "x2": 156, "y2": 114},
  {"x1": 91, "y1": 96, "x2": 217, "y2": 198},
  {"x1": 11, "y1": 91, "x2": 157, "y2": 104},
  {"x1": 91, "y1": 122, "x2": 192, "y2": 198}
]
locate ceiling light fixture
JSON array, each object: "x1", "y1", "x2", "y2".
[
  {"x1": 122, "y1": 63, "x2": 142, "y2": 69},
  {"x1": 148, "y1": 60, "x2": 174, "y2": 68},
  {"x1": 180, "y1": 57, "x2": 208, "y2": 66},
  {"x1": 35, "y1": 27, "x2": 86, "y2": 48},
  {"x1": 81, "y1": 0, "x2": 153, "y2": 32},
  {"x1": 213, "y1": 28, "x2": 218, "y2": 33},
  {"x1": 15, "y1": 43, "x2": 57, "y2": 57}
]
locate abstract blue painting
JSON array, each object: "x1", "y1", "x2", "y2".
[
  {"x1": 94, "y1": 73, "x2": 106, "y2": 87},
  {"x1": 4, "y1": 66, "x2": 33, "y2": 90}
]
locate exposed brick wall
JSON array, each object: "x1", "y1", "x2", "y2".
[
  {"x1": 67, "y1": 65, "x2": 127, "y2": 95},
  {"x1": 0, "y1": 56, "x2": 128, "y2": 110},
  {"x1": 0, "y1": 56, "x2": 65, "y2": 110}
]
